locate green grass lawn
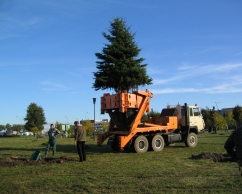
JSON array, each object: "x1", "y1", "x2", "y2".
[{"x1": 0, "y1": 131, "x2": 241, "y2": 194}]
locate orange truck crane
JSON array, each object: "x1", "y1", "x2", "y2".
[{"x1": 97, "y1": 89, "x2": 205, "y2": 153}]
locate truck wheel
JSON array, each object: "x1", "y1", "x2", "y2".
[
  {"x1": 134, "y1": 135, "x2": 148, "y2": 153},
  {"x1": 185, "y1": 132, "x2": 198, "y2": 147},
  {"x1": 151, "y1": 135, "x2": 164, "y2": 152}
]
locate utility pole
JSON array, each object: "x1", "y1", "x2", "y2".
[
  {"x1": 215, "y1": 102, "x2": 220, "y2": 110},
  {"x1": 16, "y1": 116, "x2": 23, "y2": 133},
  {"x1": 65, "y1": 116, "x2": 68, "y2": 124},
  {"x1": 16, "y1": 116, "x2": 22, "y2": 124},
  {"x1": 93, "y1": 98, "x2": 96, "y2": 141}
]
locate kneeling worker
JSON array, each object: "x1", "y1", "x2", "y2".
[{"x1": 224, "y1": 126, "x2": 242, "y2": 161}]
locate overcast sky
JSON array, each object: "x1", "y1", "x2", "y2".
[{"x1": 1, "y1": 0, "x2": 242, "y2": 126}]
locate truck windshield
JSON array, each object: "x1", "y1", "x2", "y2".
[{"x1": 193, "y1": 108, "x2": 200, "y2": 116}]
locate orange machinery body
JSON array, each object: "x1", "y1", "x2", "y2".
[{"x1": 97, "y1": 89, "x2": 178, "y2": 149}]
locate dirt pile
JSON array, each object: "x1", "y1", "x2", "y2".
[
  {"x1": 191, "y1": 152, "x2": 237, "y2": 162},
  {"x1": 191, "y1": 153, "x2": 242, "y2": 177},
  {"x1": 0, "y1": 156, "x2": 76, "y2": 167},
  {"x1": 191, "y1": 152, "x2": 227, "y2": 162}
]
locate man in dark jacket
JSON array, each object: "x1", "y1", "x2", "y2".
[
  {"x1": 74, "y1": 121, "x2": 86, "y2": 162},
  {"x1": 224, "y1": 126, "x2": 242, "y2": 161},
  {"x1": 45, "y1": 124, "x2": 60, "y2": 157}
]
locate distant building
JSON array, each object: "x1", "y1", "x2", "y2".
[
  {"x1": 82, "y1": 119, "x2": 110, "y2": 131},
  {"x1": 219, "y1": 108, "x2": 233, "y2": 118}
]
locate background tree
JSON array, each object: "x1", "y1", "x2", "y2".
[
  {"x1": 0, "y1": 125, "x2": 5, "y2": 130},
  {"x1": 67, "y1": 125, "x2": 74, "y2": 138},
  {"x1": 233, "y1": 105, "x2": 242, "y2": 127},
  {"x1": 11, "y1": 124, "x2": 22, "y2": 132},
  {"x1": 83, "y1": 120, "x2": 94, "y2": 135},
  {"x1": 24, "y1": 103, "x2": 47, "y2": 135},
  {"x1": 147, "y1": 109, "x2": 161, "y2": 117},
  {"x1": 142, "y1": 109, "x2": 161, "y2": 123},
  {"x1": 55, "y1": 121, "x2": 63, "y2": 132},
  {"x1": 101, "y1": 122, "x2": 108, "y2": 132},
  {"x1": 225, "y1": 110, "x2": 235, "y2": 128},
  {"x1": 201, "y1": 109, "x2": 213, "y2": 129},
  {"x1": 213, "y1": 112, "x2": 227, "y2": 132},
  {"x1": 31, "y1": 126, "x2": 39, "y2": 137},
  {"x1": 5, "y1": 123, "x2": 11, "y2": 131},
  {"x1": 141, "y1": 114, "x2": 149, "y2": 123},
  {"x1": 93, "y1": 18, "x2": 152, "y2": 93}
]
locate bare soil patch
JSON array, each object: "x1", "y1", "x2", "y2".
[
  {"x1": 191, "y1": 152, "x2": 232, "y2": 162},
  {"x1": 0, "y1": 156, "x2": 76, "y2": 167},
  {"x1": 192, "y1": 152, "x2": 242, "y2": 176}
]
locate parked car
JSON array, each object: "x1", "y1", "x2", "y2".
[{"x1": 37, "y1": 134, "x2": 45, "y2": 138}]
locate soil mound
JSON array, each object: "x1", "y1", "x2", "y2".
[
  {"x1": 0, "y1": 156, "x2": 76, "y2": 167},
  {"x1": 191, "y1": 152, "x2": 227, "y2": 162},
  {"x1": 191, "y1": 152, "x2": 230, "y2": 162}
]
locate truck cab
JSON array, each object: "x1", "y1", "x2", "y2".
[{"x1": 185, "y1": 105, "x2": 205, "y2": 133}]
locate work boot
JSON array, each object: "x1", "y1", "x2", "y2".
[{"x1": 52, "y1": 150, "x2": 56, "y2": 157}]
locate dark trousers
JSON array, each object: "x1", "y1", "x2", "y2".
[
  {"x1": 77, "y1": 141, "x2": 86, "y2": 162},
  {"x1": 46, "y1": 139, "x2": 57, "y2": 155}
]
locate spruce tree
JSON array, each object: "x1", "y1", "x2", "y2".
[{"x1": 93, "y1": 18, "x2": 152, "y2": 93}]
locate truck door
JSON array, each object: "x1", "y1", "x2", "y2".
[{"x1": 189, "y1": 107, "x2": 204, "y2": 131}]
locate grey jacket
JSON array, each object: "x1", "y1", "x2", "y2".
[{"x1": 48, "y1": 128, "x2": 60, "y2": 140}]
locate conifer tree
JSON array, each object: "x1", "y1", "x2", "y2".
[{"x1": 93, "y1": 18, "x2": 152, "y2": 92}]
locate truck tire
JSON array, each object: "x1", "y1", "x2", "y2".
[
  {"x1": 185, "y1": 132, "x2": 198, "y2": 147},
  {"x1": 151, "y1": 134, "x2": 164, "y2": 152},
  {"x1": 134, "y1": 135, "x2": 149, "y2": 153}
]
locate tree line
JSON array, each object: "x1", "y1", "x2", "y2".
[
  {"x1": 1, "y1": 103, "x2": 241, "y2": 136},
  {"x1": 202, "y1": 105, "x2": 242, "y2": 131},
  {"x1": 0, "y1": 102, "x2": 109, "y2": 137}
]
